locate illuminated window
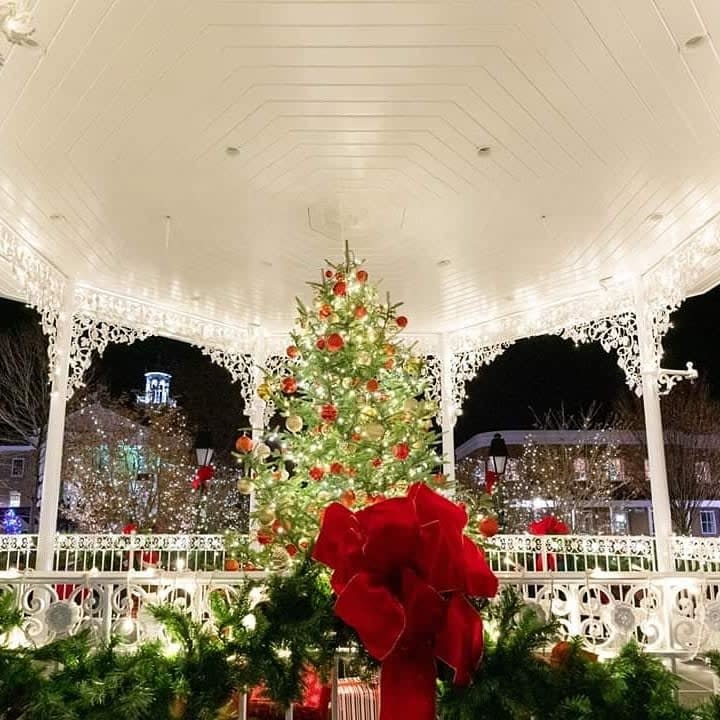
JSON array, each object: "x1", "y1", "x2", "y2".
[
  {"x1": 700, "y1": 510, "x2": 717, "y2": 536},
  {"x1": 8, "y1": 490, "x2": 20, "y2": 507},
  {"x1": 10, "y1": 458, "x2": 24, "y2": 478}
]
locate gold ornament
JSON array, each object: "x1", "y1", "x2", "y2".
[
  {"x1": 405, "y1": 356, "x2": 423, "y2": 375},
  {"x1": 236, "y1": 477, "x2": 254, "y2": 494},
  {"x1": 286, "y1": 415, "x2": 303, "y2": 433},
  {"x1": 341, "y1": 377, "x2": 353, "y2": 389},
  {"x1": 361, "y1": 423, "x2": 385, "y2": 441},
  {"x1": 254, "y1": 442, "x2": 271, "y2": 460},
  {"x1": 403, "y1": 398, "x2": 420, "y2": 414},
  {"x1": 257, "y1": 507, "x2": 276, "y2": 525},
  {"x1": 357, "y1": 351, "x2": 372, "y2": 366},
  {"x1": 269, "y1": 545, "x2": 291, "y2": 570},
  {"x1": 257, "y1": 383, "x2": 272, "y2": 401},
  {"x1": 360, "y1": 405, "x2": 378, "y2": 420},
  {"x1": 366, "y1": 328, "x2": 378, "y2": 342},
  {"x1": 421, "y1": 400, "x2": 438, "y2": 418},
  {"x1": 412, "y1": 439, "x2": 424, "y2": 450}
]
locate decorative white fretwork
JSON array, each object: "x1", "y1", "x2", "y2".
[
  {"x1": 420, "y1": 355, "x2": 442, "y2": 409},
  {"x1": 450, "y1": 344, "x2": 511, "y2": 415},
  {"x1": 560, "y1": 311, "x2": 642, "y2": 395},
  {"x1": 197, "y1": 346, "x2": 255, "y2": 409},
  {"x1": 67, "y1": 315, "x2": 150, "y2": 398},
  {"x1": 262, "y1": 354, "x2": 295, "y2": 426},
  {"x1": 0, "y1": 218, "x2": 66, "y2": 375}
]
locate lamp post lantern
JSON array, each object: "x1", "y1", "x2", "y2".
[
  {"x1": 194, "y1": 430, "x2": 215, "y2": 468},
  {"x1": 487, "y1": 433, "x2": 509, "y2": 477}
]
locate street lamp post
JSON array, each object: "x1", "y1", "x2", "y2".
[
  {"x1": 192, "y1": 430, "x2": 215, "y2": 533},
  {"x1": 487, "y1": 433, "x2": 509, "y2": 530}
]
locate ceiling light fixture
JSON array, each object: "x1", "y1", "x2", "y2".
[
  {"x1": 225, "y1": 146, "x2": 240, "y2": 156},
  {"x1": 437, "y1": 259, "x2": 451, "y2": 267},
  {"x1": 684, "y1": 34, "x2": 707, "y2": 50},
  {"x1": 647, "y1": 212, "x2": 664, "y2": 223},
  {"x1": 0, "y1": 3, "x2": 37, "y2": 65},
  {"x1": 49, "y1": 213, "x2": 65, "y2": 221},
  {"x1": 476, "y1": 146, "x2": 491, "y2": 156}
]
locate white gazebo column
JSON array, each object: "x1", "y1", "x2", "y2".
[
  {"x1": 440, "y1": 334, "x2": 456, "y2": 483},
  {"x1": 634, "y1": 280, "x2": 673, "y2": 572},
  {"x1": 36, "y1": 284, "x2": 75, "y2": 571}
]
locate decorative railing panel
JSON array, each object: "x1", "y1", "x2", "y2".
[
  {"x1": 486, "y1": 534, "x2": 657, "y2": 573},
  {"x1": 672, "y1": 536, "x2": 720, "y2": 573},
  {"x1": 0, "y1": 534, "x2": 37, "y2": 571}
]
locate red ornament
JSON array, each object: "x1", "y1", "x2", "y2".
[
  {"x1": 326, "y1": 333, "x2": 345, "y2": 353},
  {"x1": 310, "y1": 466, "x2": 325, "y2": 482},
  {"x1": 366, "y1": 379, "x2": 380, "y2": 393},
  {"x1": 316, "y1": 337, "x2": 326, "y2": 350},
  {"x1": 319, "y1": 304, "x2": 333, "y2": 319},
  {"x1": 356, "y1": 269, "x2": 368, "y2": 283},
  {"x1": 431, "y1": 472, "x2": 447, "y2": 487},
  {"x1": 257, "y1": 529, "x2": 274, "y2": 545},
  {"x1": 320, "y1": 404, "x2": 338, "y2": 422},
  {"x1": 340, "y1": 489, "x2": 356, "y2": 508},
  {"x1": 393, "y1": 442, "x2": 410, "y2": 461},
  {"x1": 478, "y1": 517, "x2": 499, "y2": 538},
  {"x1": 325, "y1": 269, "x2": 334, "y2": 278},
  {"x1": 396, "y1": 315, "x2": 408, "y2": 328},
  {"x1": 224, "y1": 558, "x2": 240, "y2": 572},
  {"x1": 354, "y1": 305, "x2": 367, "y2": 319},
  {"x1": 235, "y1": 435, "x2": 254, "y2": 453},
  {"x1": 352, "y1": 432, "x2": 362, "y2": 442},
  {"x1": 286, "y1": 345, "x2": 299, "y2": 358},
  {"x1": 312, "y1": 483, "x2": 498, "y2": 720},
  {"x1": 330, "y1": 462, "x2": 344, "y2": 475},
  {"x1": 333, "y1": 281, "x2": 347, "y2": 297},
  {"x1": 286, "y1": 544, "x2": 298, "y2": 557},
  {"x1": 281, "y1": 377, "x2": 298, "y2": 394},
  {"x1": 383, "y1": 344, "x2": 396, "y2": 356},
  {"x1": 272, "y1": 519, "x2": 287, "y2": 535},
  {"x1": 122, "y1": 522, "x2": 138, "y2": 535},
  {"x1": 141, "y1": 551, "x2": 160, "y2": 567},
  {"x1": 383, "y1": 358, "x2": 395, "y2": 370},
  {"x1": 371, "y1": 457, "x2": 383, "y2": 468}
]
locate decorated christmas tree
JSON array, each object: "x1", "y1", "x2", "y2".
[{"x1": 236, "y1": 249, "x2": 445, "y2": 559}]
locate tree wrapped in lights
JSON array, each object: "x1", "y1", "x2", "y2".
[
  {"x1": 1, "y1": 508, "x2": 23, "y2": 534},
  {"x1": 62, "y1": 401, "x2": 198, "y2": 532},
  {"x1": 238, "y1": 250, "x2": 444, "y2": 559},
  {"x1": 505, "y1": 406, "x2": 622, "y2": 533}
]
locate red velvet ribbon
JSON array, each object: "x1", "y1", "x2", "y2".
[
  {"x1": 484, "y1": 468, "x2": 498, "y2": 494},
  {"x1": 313, "y1": 482, "x2": 498, "y2": 720},
  {"x1": 192, "y1": 464, "x2": 214, "y2": 492},
  {"x1": 529, "y1": 515, "x2": 569, "y2": 571}
]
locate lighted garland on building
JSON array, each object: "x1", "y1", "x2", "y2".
[{"x1": 236, "y1": 250, "x2": 445, "y2": 561}]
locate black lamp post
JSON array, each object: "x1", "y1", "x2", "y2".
[
  {"x1": 194, "y1": 430, "x2": 215, "y2": 467},
  {"x1": 487, "y1": 433, "x2": 509, "y2": 477}
]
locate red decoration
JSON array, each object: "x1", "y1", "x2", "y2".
[
  {"x1": 287, "y1": 345, "x2": 300, "y2": 358},
  {"x1": 340, "y1": 489, "x2": 356, "y2": 508},
  {"x1": 393, "y1": 442, "x2": 410, "y2": 461},
  {"x1": 383, "y1": 344, "x2": 396, "y2": 356},
  {"x1": 478, "y1": 517, "x2": 499, "y2": 538},
  {"x1": 366, "y1": 379, "x2": 379, "y2": 393},
  {"x1": 320, "y1": 404, "x2": 338, "y2": 422},
  {"x1": 325, "y1": 269, "x2": 334, "y2": 278},
  {"x1": 310, "y1": 466, "x2": 325, "y2": 482},
  {"x1": 282, "y1": 377, "x2": 298, "y2": 394},
  {"x1": 396, "y1": 315, "x2": 408, "y2": 328},
  {"x1": 122, "y1": 522, "x2": 138, "y2": 535},
  {"x1": 354, "y1": 305, "x2": 367, "y2": 319},
  {"x1": 333, "y1": 281, "x2": 347, "y2": 296},
  {"x1": 383, "y1": 358, "x2": 395, "y2": 370},
  {"x1": 257, "y1": 529, "x2": 274, "y2": 545},
  {"x1": 432, "y1": 472, "x2": 447, "y2": 487},
  {"x1": 236, "y1": 435, "x2": 254, "y2": 453},
  {"x1": 326, "y1": 333, "x2": 345, "y2": 352},
  {"x1": 319, "y1": 304, "x2": 333, "y2": 319},
  {"x1": 356, "y1": 269, "x2": 368, "y2": 283},
  {"x1": 371, "y1": 457, "x2": 383, "y2": 468},
  {"x1": 484, "y1": 468, "x2": 498, "y2": 494},
  {"x1": 313, "y1": 483, "x2": 498, "y2": 720},
  {"x1": 192, "y1": 464, "x2": 214, "y2": 492},
  {"x1": 352, "y1": 432, "x2": 362, "y2": 442},
  {"x1": 225, "y1": 558, "x2": 240, "y2": 572},
  {"x1": 529, "y1": 515, "x2": 569, "y2": 571},
  {"x1": 316, "y1": 337, "x2": 326, "y2": 350},
  {"x1": 330, "y1": 462, "x2": 344, "y2": 475},
  {"x1": 286, "y1": 544, "x2": 298, "y2": 557},
  {"x1": 141, "y1": 551, "x2": 160, "y2": 567}
]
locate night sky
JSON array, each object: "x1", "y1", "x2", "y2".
[{"x1": 1, "y1": 283, "x2": 719, "y2": 449}]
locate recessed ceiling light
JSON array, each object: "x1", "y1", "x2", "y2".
[
  {"x1": 225, "y1": 146, "x2": 240, "y2": 156},
  {"x1": 684, "y1": 34, "x2": 707, "y2": 50},
  {"x1": 49, "y1": 213, "x2": 65, "y2": 221},
  {"x1": 262, "y1": 260, "x2": 273, "y2": 268},
  {"x1": 476, "y1": 146, "x2": 491, "y2": 156},
  {"x1": 437, "y1": 259, "x2": 451, "y2": 267},
  {"x1": 191, "y1": 292, "x2": 202, "y2": 301},
  {"x1": 647, "y1": 212, "x2": 664, "y2": 223}
]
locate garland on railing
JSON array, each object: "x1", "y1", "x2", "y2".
[{"x1": 0, "y1": 564, "x2": 716, "y2": 720}]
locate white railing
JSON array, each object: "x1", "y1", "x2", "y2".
[
  {"x1": 0, "y1": 569, "x2": 719, "y2": 658},
  {"x1": 4, "y1": 533, "x2": 720, "y2": 575},
  {"x1": 486, "y1": 534, "x2": 657, "y2": 573},
  {"x1": 53, "y1": 534, "x2": 228, "y2": 572}
]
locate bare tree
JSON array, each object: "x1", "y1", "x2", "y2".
[
  {"x1": 618, "y1": 377, "x2": 720, "y2": 535},
  {"x1": 504, "y1": 405, "x2": 623, "y2": 533},
  {"x1": 0, "y1": 323, "x2": 50, "y2": 525}
]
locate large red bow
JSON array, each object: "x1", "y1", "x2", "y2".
[
  {"x1": 192, "y1": 464, "x2": 214, "y2": 492},
  {"x1": 529, "y1": 515, "x2": 569, "y2": 571},
  {"x1": 313, "y1": 482, "x2": 498, "y2": 720}
]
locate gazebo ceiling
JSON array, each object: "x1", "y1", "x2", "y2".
[{"x1": 1, "y1": 0, "x2": 720, "y2": 334}]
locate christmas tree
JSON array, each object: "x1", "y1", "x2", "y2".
[
  {"x1": 1, "y1": 508, "x2": 23, "y2": 534},
  {"x1": 237, "y1": 249, "x2": 445, "y2": 559}
]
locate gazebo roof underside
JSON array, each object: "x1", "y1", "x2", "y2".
[{"x1": 2, "y1": 0, "x2": 720, "y2": 341}]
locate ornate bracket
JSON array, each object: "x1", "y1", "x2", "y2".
[
  {"x1": 67, "y1": 316, "x2": 150, "y2": 398},
  {"x1": 0, "y1": 218, "x2": 66, "y2": 378},
  {"x1": 197, "y1": 346, "x2": 255, "y2": 410},
  {"x1": 450, "y1": 344, "x2": 511, "y2": 416},
  {"x1": 657, "y1": 362, "x2": 698, "y2": 396},
  {"x1": 560, "y1": 311, "x2": 642, "y2": 395}
]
